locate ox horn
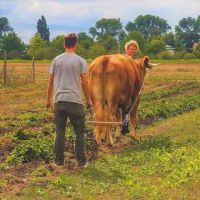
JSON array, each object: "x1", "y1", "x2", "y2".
[{"x1": 147, "y1": 62, "x2": 160, "y2": 68}]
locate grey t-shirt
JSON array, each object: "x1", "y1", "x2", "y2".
[{"x1": 49, "y1": 52, "x2": 87, "y2": 104}]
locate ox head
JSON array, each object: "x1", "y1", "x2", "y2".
[{"x1": 142, "y1": 56, "x2": 160, "y2": 69}]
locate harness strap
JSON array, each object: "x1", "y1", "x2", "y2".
[{"x1": 122, "y1": 70, "x2": 151, "y2": 125}]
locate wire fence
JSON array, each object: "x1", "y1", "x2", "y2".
[{"x1": 0, "y1": 50, "x2": 40, "y2": 85}]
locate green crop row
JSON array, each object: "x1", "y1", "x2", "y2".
[
  {"x1": 141, "y1": 82, "x2": 200, "y2": 101},
  {"x1": 139, "y1": 90, "x2": 200, "y2": 124}
]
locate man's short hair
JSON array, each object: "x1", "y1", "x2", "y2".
[
  {"x1": 124, "y1": 40, "x2": 139, "y2": 52},
  {"x1": 64, "y1": 33, "x2": 78, "y2": 48}
]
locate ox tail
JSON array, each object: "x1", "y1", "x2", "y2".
[{"x1": 101, "y1": 56, "x2": 109, "y2": 110}]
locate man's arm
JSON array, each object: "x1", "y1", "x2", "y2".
[
  {"x1": 46, "y1": 74, "x2": 54, "y2": 108},
  {"x1": 81, "y1": 73, "x2": 92, "y2": 107}
]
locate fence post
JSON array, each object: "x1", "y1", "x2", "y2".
[
  {"x1": 3, "y1": 50, "x2": 7, "y2": 85},
  {"x1": 31, "y1": 51, "x2": 35, "y2": 83}
]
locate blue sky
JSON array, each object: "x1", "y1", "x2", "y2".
[{"x1": 0, "y1": 0, "x2": 200, "y2": 43}]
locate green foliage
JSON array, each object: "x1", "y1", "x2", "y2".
[
  {"x1": 139, "y1": 89, "x2": 200, "y2": 123},
  {"x1": 163, "y1": 32, "x2": 176, "y2": 47},
  {"x1": 50, "y1": 35, "x2": 64, "y2": 52},
  {"x1": 89, "y1": 18, "x2": 124, "y2": 39},
  {"x1": 88, "y1": 43, "x2": 107, "y2": 59},
  {"x1": 126, "y1": 15, "x2": 171, "y2": 38},
  {"x1": 142, "y1": 82, "x2": 200, "y2": 101},
  {"x1": 37, "y1": 15, "x2": 50, "y2": 42},
  {"x1": 173, "y1": 50, "x2": 186, "y2": 59},
  {"x1": 6, "y1": 137, "x2": 54, "y2": 165},
  {"x1": 77, "y1": 32, "x2": 93, "y2": 59},
  {"x1": 183, "y1": 53, "x2": 196, "y2": 59},
  {"x1": 0, "y1": 17, "x2": 13, "y2": 37},
  {"x1": 194, "y1": 45, "x2": 200, "y2": 58},
  {"x1": 175, "y1": 16, "x2": 200, "y2": 48},
  {"x1": 0, "y1": 32, "x2": 25, "y2": 55},
  {"x1": 145, "y1": 38, "x2": 165, "y2": 55},
  {"x1": 97, "y1": 34, "x2": 118, "y2": 53},
  {"x1": 27, "y1": 33, "x2": 48, "y2": 58},
  {"x1": 51, "y1": 135, "x2": 200, "y2": 199},
  {"x1": 157, "y1": 51, "x2": 174, "y2": 60}
]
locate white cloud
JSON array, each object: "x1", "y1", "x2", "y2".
[{"x1": 1, "y1": 0, "x2": 200, "y2": 42}]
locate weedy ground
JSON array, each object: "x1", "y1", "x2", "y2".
[{"x1": 0, "y1": 61, "x2": 200, "y2": 200}]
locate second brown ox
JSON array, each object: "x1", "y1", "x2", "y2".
[{"x1": 89, "y1": 54, "x2": 151, "y2": 146}]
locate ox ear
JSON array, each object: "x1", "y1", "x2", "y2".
[{"x1": 142, "y1": 56, "x2": 149, "y2": 69}]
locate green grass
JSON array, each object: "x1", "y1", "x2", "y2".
[
  {"x1": 4, "y1": 108, "x2": 199, "y2": 200},
  {"x1": 0, "y1": 59, "x2": 51, "y2": 63},
  {"x1": 1, "y1": 59, "x2": 200, "y2": 64},
  {"x1": 151, "y1": 59, "x2": 200, "y2": 64}
]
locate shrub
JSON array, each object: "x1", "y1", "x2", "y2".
[
  {"x1": 173, "y1": 51, "x2": 186, "y2": 59},
  {"x1": 183, "y1": 53, "x2": 196, "y2": 60},
  {"x1": 6, "y1": 137, "x2": 54, "y2": 165},
  {"x1": 157, "y1": 51, "x2": 174, "y2": 60}
]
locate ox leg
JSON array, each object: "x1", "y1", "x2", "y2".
[
  {"x1": 106, "y1": 126, "x2": 114, "y2": 147},
  {"x1": 106, "y1": 111, "x2": 114, "y2": 147},
  {"x1": 115, "y1": 109, "x2": 122, "y2": 142},
  {"x1": 129, "y1": 98, "x2": 140, "y2": 140},
  {"x1": 93, "y1": 102, "x2": 106, "y2": 145}
]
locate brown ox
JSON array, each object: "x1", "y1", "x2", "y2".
[{"x1": 89, "y1": 54, "x2": 151, "y2": 146}]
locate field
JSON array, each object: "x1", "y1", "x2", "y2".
[{"x1": 0, "y1": 61, "x2": 200, "y2": 200}]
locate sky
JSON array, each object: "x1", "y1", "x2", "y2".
[{"x1": 0, "y1": 0, "x2": 200, "y2": 43}]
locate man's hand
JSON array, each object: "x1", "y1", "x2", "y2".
[
  {"x1": 46, "y1": 100, "x2": 52, "y2": 109},
  {"x1": 86, "y1": 99, "x2": 92, "y2": 108}
]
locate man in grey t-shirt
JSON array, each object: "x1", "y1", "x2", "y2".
[{"x1": 46, "y1": 33, "x2": 91, "y2": 167}]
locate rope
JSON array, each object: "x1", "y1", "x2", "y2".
[
  {"x1": 86, "y1": 69, "x2": 151, "y2": 127},
  {"x1": 126, "y1": 70, "x2": 150, "y2": 117}
]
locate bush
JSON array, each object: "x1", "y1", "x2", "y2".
[
  {"x1": 183, "y1": 53, "x2": 196, "y2": 60},
  {"x1": 6, "y1": 137, "x2": 54, "y2": 165},
  {"x1": 194, "y1": 45, "x2": 200, "y2": 58},
  {"x1": 157, "y1": 51, "x2": 174, "y2": 60},
  {"x1": 145, "y1": 39, "x2": 165, "y2": 55},
  {"x1": 173, "y1": 51, "x2": 186, "y2": 59}
]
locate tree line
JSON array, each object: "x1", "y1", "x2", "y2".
[{"x1": 0, "y1": 15, "x2": 200, "y2": 60}]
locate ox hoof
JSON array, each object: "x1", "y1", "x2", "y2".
[
  {"x1": 96, "y1": 139, "x2": 102, "y2": 146},
  {"x1": 130, "y1": 138, "x2": 139, "y2": 145},
  {"x1": 116, "y1": 137, "x2": 122, "y2": 143},
  {"x1": 107, "y1": 143, "x2": 114, "y2": 148}
]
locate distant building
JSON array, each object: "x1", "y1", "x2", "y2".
[
  {"x1": 165, "y1": 45, "x2": 175, "y2": 55},
  {"x1": 193, "y1": 42, "x2": 200, "y2": 51}
]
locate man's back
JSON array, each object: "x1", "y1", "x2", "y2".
[{"x1": 49, "y1": 52, "x2": 87, "y2": 104}]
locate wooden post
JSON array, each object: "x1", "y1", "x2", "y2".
[
  {"x1": 3, "y1": 50, "x2": 7, "y2": 85},
  {"x1": 31, "y1": 50, "x2": 35, "y2": 83}
]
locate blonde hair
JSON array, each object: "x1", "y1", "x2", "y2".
[{"x1": 124, "y1": 40, "x2": 139, "y2": 52}]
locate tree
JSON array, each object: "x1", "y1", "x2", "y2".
[
  {"x1": 27, "y1": 33, "x2": 48, "y2": 58},
  {"x1": 37, "y1": 16, "x2": 50, "y2": 42},
  {"x1": 89, "y1": 27, "x2": 98, "y2": 40},
  {"x1": 0, "y1": 32, "x2": 25, "y2": 54},
  {"x1": 163, "y1": 32, "x2": 176, "y2": 47},
  {"x1": 51, "y1": 35, "x2": 64, "y2": 51},
  {"x1": 126, "y1": 15, "x2": 171, "y2": 39},
  {"x1": 76, "y1": 32, "x2": 93, "y2": 59},
  {"x1": 88, "y1": 43, "x2": 107, "y2": 59},
  {"x1": 97, "y1": 34, "x2": 118, "y2": 53},
  {"x1": 89, "y1": 18, "x2": 124, "y2": 39},
  {"x1": 175, "y1": 17, "x2": 200, "y2": 48},
  {"x1": 145, "y1": 38, "x2": 165, "y2": 55},
  {"x1": 77, "y1": 32, "x2": 93, "y2": 49},
  {"x1": 0, "y1": 17, "x2": 13, "y2": 37}
]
